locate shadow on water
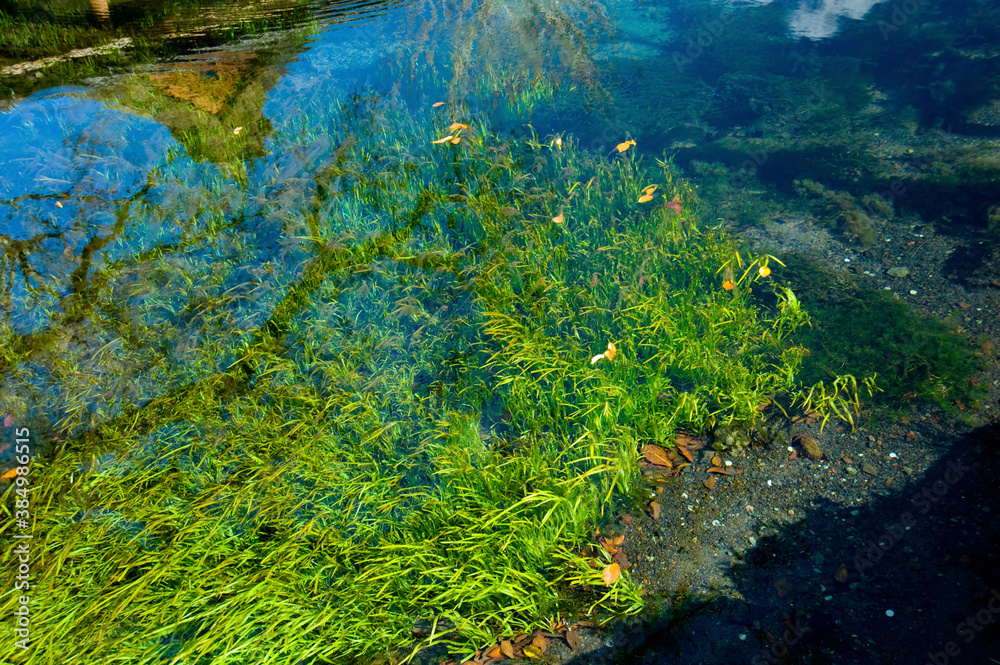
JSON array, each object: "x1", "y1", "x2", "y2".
[{"x1": 559, "y1": 421, "x2": 1000, "y2": 665}]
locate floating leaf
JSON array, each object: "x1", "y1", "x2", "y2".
[
  {"x1": 432, "y1": 135, "x2": 455, "y2": 144},
  {"x1": 604, "y1": 341, "x2": 617, "y2": 361},
  {"x1": 500, "y1": 640, "x2": 514, "y2": 658},
  {"x1": 432, "y1": 101, "x2": 446, "y2": 107},
  {"x1": 448, "y1": 122, "x2": 469, "y2": 131},
  {"x1": 55, "y1": 201, "x2": 63, "y2": 208},
  {"x1": 1, "y1": 468, "x2": 17, "y2": 480},
  {"x1": 602, "y1": 562, "x2": 621, "y2": 585},
  {"x1": 643, "y1": 185, "x2": 658, "y2": 195},
  {"x1": 590, "y1": 354, "x2": 605, "y2": 365},
  {"x1": 615, "y1": 139, "x2": 636, "y2": 153},
  {"x1": 641, "y1": 444, "x2": 672, "y2": 468},
  {"x1": 450, "y1": 137, "x2": 462, "y2": 144},
  {"x1": 759, "y1": 265, "x2": 771, "y2": 277},
  {"x1": 552, "y1": 212, "x2": 564, "y2": 223},
  {"x1": 637, "y1": 194, "x2": 654, "y2": 203},
  {"x1": 566, "y1": 630, "x2": 581, "y2": 650},
  {"x1": 722, "y1": 280, "x2": 734, "y2": 291},
  {"x1": 648, "y1": 500, "x2": 661, "y2": 519}
]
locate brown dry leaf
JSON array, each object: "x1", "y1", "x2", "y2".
[
  {"x1": 602, "y1": 562, "x2": 621, "y2": 585},
  {"x1": 500, "y1": 640, "x2": 514, "y2": 658},
  {"x1": 486, "y1": 646, "x2": 503, "y2": 660},
  {"x1": 834, "y1": 564, "x2": 849, "y2": 583},
  {"x1": 641, "y1": 444, "x2": 672, "y2": 468},
  {"x1": 707, "y1": 466, "x2": 733, "y2": 475},
  {"x1": 531, "y1": 635, "x2": 548, "y2": 653},
  {"x1": 648, "y1": 500, "x2": 661, "y2": 519},
  {"x1": 677, "y1": 444, "x2": 694, "y2": 463},
  {"x1": 675, "y1": 432, "x2": 703, "y2": 449},
  {"x1": 711, "y1": 455, "x2": 722, "y2": 467},
  {"x1": 756, "y1": 401, "x2": 771, "y2": 411},
  {"x1": 612, "y1": 550, "x2": 630, "y2": 571},
  {"x1": 704, "y1": 476, "x2": 716, "y2": 490},
  {"x1": 600, "y1": 540, "x2": 618, "y2": 555},
  {"x1": 608, "y1": 534, "x2": 625, "y2": 547},
  {"x1": 566, "y1": 630, "x2": 581, "y2": 651}
]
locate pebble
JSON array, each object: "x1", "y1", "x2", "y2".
[
  {"x1": 886, "y1": 610, "x2": 895, "y2": 617},
  {"x1": 862, "y1": 462, "x2": 878, "y2": 476},
  {"x1": 846, "y1": 466, "x2": 858, "y2": 475},
  {"x1": 909, "y1": 290, "x2": 917, "y2": 295}
]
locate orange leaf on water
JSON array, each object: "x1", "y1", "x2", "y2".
[
  {"x1": 432, "y1": 135, "x2": 455, "y2": 144},
  {"x1": 1, "y1": 468, "x2": 17, "y2": 480},
  {"x1": 450, "y1": 137, "x2": 462, "y2": 144},
  {"x1": 759, "y1": 265, "x2": 771, "y2": 277},
  {"x1": 552, "y1": 213, "x2": 564, "y2": 223},
  {"x1": 432, "y1": 101, "x2": 446, "y2": 107},
  {"x1": 637, "y1": 194, "x2": 654, "y2": 203},
  {"x1": 602, "y1": 562, "x2": 621, "y2": 585},
  {"x1": 615, "y1": 140, "x2": 636, "y2": 153},
  {"x1": 643, "y1": 185, "x2": 658, "y2": 195},
  {"x1": 604, "y1": 341, "x2": 616, "y2": 361},
  {"x1": 448, "y1": 122, "x2": 469, "y2": 131},
  {"x1": 722, "y1": 280, "x2": 734, "y2": 291}
]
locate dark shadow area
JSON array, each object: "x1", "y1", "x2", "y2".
[{"x1": 558, "y1": 421, "x2": 1000, "y2": 665}]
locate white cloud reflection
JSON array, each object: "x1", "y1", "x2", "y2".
[{"x1": 733, "y1": 0, "x2": 890, "y2": 39}]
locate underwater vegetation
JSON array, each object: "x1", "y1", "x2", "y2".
[{"x1": 0, "y1": 62, "x2": 877, "y2": 663}]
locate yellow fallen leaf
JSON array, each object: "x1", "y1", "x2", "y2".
[
  {"x1": 616, "y1": 139, "x2": 636, "y2": 153},
  {"x1": 552, "y1": 212, "x2": 564, "y2": 223},
  {"x1": 602, "y1": 562, "x2": 621, "y2": 585},
  {"x1": 523, "y1": 645, "x2": 541, "y2": 659},
  {"x1": 643, "y1": 185, "x2": 658, "y2": 195},
  {"x1": 450, "y1": 137, "x2": 462, "y2": 144},
  {"x1": 637, "y1": 194, "x2": 653, "y2": 203},
  {"x1": 759, "y1": 265, "x2": 771, "y2": 277},
  {"x1": 1, "y1": 468, "x2": 17, "y2": 480},
  {"x1": 55, "y1": 201, "x2": 63, "y2": 208},
  {"x1": 233, "y1": 127, "x2": 243, "y2": 135},
  {"x1": 448, "y1": 122, "x2": 468, "y2": 131},
  {"x1": 604, "y1": 341, "x2": 616, "y2": 361},
  {"x1": 432, "y1": 101, "x2": 446, "y2": 107},
  {"x1": 722, "y1": 280, "x2": 734, "y2": 291},
  {"x1": 432, "y1": 135, "x2": 455, "y2": 144}
]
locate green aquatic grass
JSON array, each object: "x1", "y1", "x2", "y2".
[{"x1": 0, "y1": 53, "x2": 872, "y2": 665}]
